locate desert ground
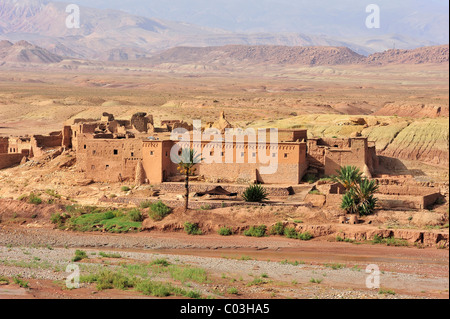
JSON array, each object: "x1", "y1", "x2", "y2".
[{"x1": 0, "y1": 61, "x2": 448, "y2": 299}]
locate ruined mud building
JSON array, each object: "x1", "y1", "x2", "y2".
[
  {"x1": 0, "y1": 130, "x2": 71, "y2": 169},
  {"x1": 61, "y1": 112, "x2": 377, "y2": 185},
  {"x1": 0, "y1": 111, "x2": 378, "y2": 185}
]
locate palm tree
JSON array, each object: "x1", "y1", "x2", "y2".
[
  {"x1": 333, "y1": 166, "x2": 363, "y2": 190},
  {"x1": 340, "y1": 188, "x2": 359, "y2": 215},
  {"x1": 355, "y1": 178, "x2": 379, "y2": 216},
  {"x1": 176, "y1": 148, "x2": 203, "y2": 211},
  {"x1": 335, "y1": 166, "x2": 378, "y2": 216}
]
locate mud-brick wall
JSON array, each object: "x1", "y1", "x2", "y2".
[
  {"x1": 159, "y1": 183, "x2": 292, "y2": 196},
  {"x1": 377, "y1": 185, "x2": 439, "y2": 196},
  {"x1": 0, "y1": 153, "x2": 23, "y2": 169},
  {"x1": 0, "y1": 138, "x2": 8, "y2": 154},
  {"x1": 78, "y1": 138, "x2": 143, "y2": 182},
  {"x1": 325, "y1": 194, "x2": 344, "y2": 207},
  {"x1": 32, "y1": 134, "x2": 63, "y2": 148}
]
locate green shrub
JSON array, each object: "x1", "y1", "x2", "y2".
[
  {"x1": 284, "y1": 227, "x2": 298, "y2": 239},
  {"x1": 19, "y1": 193, "x2": 42, "y2": 205},
  {"x1": 270, "y1": 222, "x2": 285, "y2": 235},
  {"x1": 218, "y1": 227, "x2": 233, "y2": 236},
  {"x1": 184, "y1": 222, "x2": 203, "y2": 235},
  {"x1": 72, "y1": 250, "x2": 88, "y2": 262},
  {"x1": 139, "y1": 201, "x2": 152, "y2": 209},
  {"x1": 121, "y1": 186, "x2": 131, "y2": 192},
  {"x1": 379, "y1": 288, "x2": 396, "y2": 295},
  {"x1": 303, "y1": 174, "x2": 318, "y2": 184},
  {"x1": 99, "y1": 252, "x2": 122, "y2": 259},
  {"x1": 0, "y1": 275, "x2": 9, "y2": 285},
  {"x1": 242, "y1": 185, "x2": 268, "y2": 202},
  {"x1": 28, "y1": 193, "x2": 42, "y2": 205},
  {"x1": 244, "y1": 225, "x2": 267, "y2": 237},
  {"x1": 149, "y1": 201, "x2": 172, "y2": 221},
  {"x1": 68, "y1": 209, "x2": 142, "y2": 233},
  {"x1": 227, "y1": 287, "x2": 239, "y2": 295},
  {"x1": 13, "y1": 276, "x2": 29, "y2": 288},
  {"x1": 128, "y1": 209, "x2": 144, "y2": 222},
  {"x1": 45, "y1": 189, "x2": 61, "y2": 199},
  {"x1": 298, "y1": 232, "x2": 313, "y2": 241},
  {"x1": 310, "y1": 278, "x2": 323, "y2": 284},
  {"x1": 50, "y1": 213, "x2": 63, "y2": 225},
  {"x1": 83, "y1": 270, "x2": 134, "y2": 291},
  {"x1": 150, "y1": 259, "x2": 170, "y2": 267}
]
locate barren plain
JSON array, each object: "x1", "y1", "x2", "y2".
[{"x1": 0, "y1": 58, "x2": 448, "y2": 299}]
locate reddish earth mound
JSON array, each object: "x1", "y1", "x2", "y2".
[
  {"x1": 366, "y1": 45, "x2": 449, "y2": 65},
  {"x1": 374, "y1": 103, "x2": 449, "y2": 118},
  {"x1": 148, "y1": 45, "x2": 366, "y2": 66},
  {"x1": 0, "y1": 198, "x2": 62, "y2": 222}
]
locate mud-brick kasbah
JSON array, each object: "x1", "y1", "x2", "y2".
[{"x1": 0, "y1": 111, "x2": 378, "y2": 185}]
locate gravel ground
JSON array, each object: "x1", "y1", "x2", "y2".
[
  {"x1": 0, "y1": 226, "x2": 448, "y2": 299},
  {"x1": 0, "y1": 245, "x2": 447, "y2": 299}
]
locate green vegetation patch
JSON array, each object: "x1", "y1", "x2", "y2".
[
  {"x1": 184, "y1": 222, "x2": 203, "y2": 235},
  {"x1": 149, "y1": 201, "x2": 172, "y2": 221},
  {"x1": 218, "y1": 227, "x2": 233, "y2": 236},
  {"x1": 67, "y1": 209, "x2": 142, "y2": 233},
  {"x1": 244, "y1": 225, "x2": 267, "y2": 237}
]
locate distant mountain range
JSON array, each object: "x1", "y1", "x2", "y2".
[
  {"x1": 146, "y1": 44, "x2": 450, "y2": 67},
  {"x1": 1, "y1": 40, "x2": 448, "y2": 67},
  {"x1": 0, "y1": 0, "x2": 447, "y2": 61},
  {"x1": 0, "y1": 40, "x2": 62, "y2": 63}
]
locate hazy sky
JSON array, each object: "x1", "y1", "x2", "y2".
[{"x1": 63, "y1": 0, "x2": 449, "y2": 43}]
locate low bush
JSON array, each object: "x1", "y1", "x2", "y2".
[
  {"x1": 150, "y1": 259, "x2": 170, "y2": 267},
  {"x1": 19, "y1": 193, "x2": 42, "y2": 205},
  {"x1": 270, "y1": 222, "x2": 285, "y2": 236},
  {"x1": 99, "y1": 252, "x2": 122, "y2": 259},
  {"x1": 149, "y1": 201, "x2": 172, "y2": 221},
  {"x1": 128, "y1": 209, "x2": 144, "y2": 222},
  {"x1": 218, "y1": 227, "x2": 233, "y2": 236},
  {"x1": 72, "y1": 250, "x2": 88, "y2": 262},
  {"x1": 13, "y1": 276, "x2": 29, "y2": 288},
  {"x1": 284, "y1": 227, "x2": 298, "y2": 239},
  {"x1": 244, "y1": 225, "x2": 267, "y2": 237},
  {"x1": 303, "y1": 174, "x2": 318, "y2": 184},
  {"x1": 68, "y1": 210, "x2": 142, "y2": 233},
  {"x1": 298, "y1": 232, "x2": 313, "y2": 241},
  {"x1": 184, "y1": 222, "x2": 203, "y2": 235},
  {"x1": 0, "y1": 275, "x2": 9, "y2": 285},
  {"x1": 242, "y1": 185, "x2": 268, "y2": 202},
  {"x1": 227, "y1": 287, "x2": 239, "y2": 295}
]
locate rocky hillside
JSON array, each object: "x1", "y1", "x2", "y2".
[
  {"x1": 249, "y1": 115, "x2": 449, "y2": 169},
  {"x1": 148, "y1": 44, "x2": 450, "y2": 67},
  {"x1": 374, "y1": 103, "x2": 449, "y2": 118},
  {"x1": 147, "y1": 45, "x2": 366, "y2": 66},
  {"x1": 367, "y1": 45, "x2": 449, "y2": 65},
  {"x1": 0, "y1": 40, "x2": 62, "y2": 63}
]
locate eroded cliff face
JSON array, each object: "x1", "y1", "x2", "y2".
[
  {"x1": 374, "y1": 103, "x2": 449, "y2": 118},
  {"x1": 250, "y1": 115, "x2": 449, "y2": 170},
  {"x1": 363, "y1": 118, "x2": 449, "y2": 167}
]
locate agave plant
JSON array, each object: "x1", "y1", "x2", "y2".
[{"x1": 242, "y1": 184, "x2": 268, "y2": 203}]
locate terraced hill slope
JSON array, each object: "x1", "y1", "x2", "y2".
[{"x1": 248, "y1": 115, "x2": 449, "y2": 168}]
